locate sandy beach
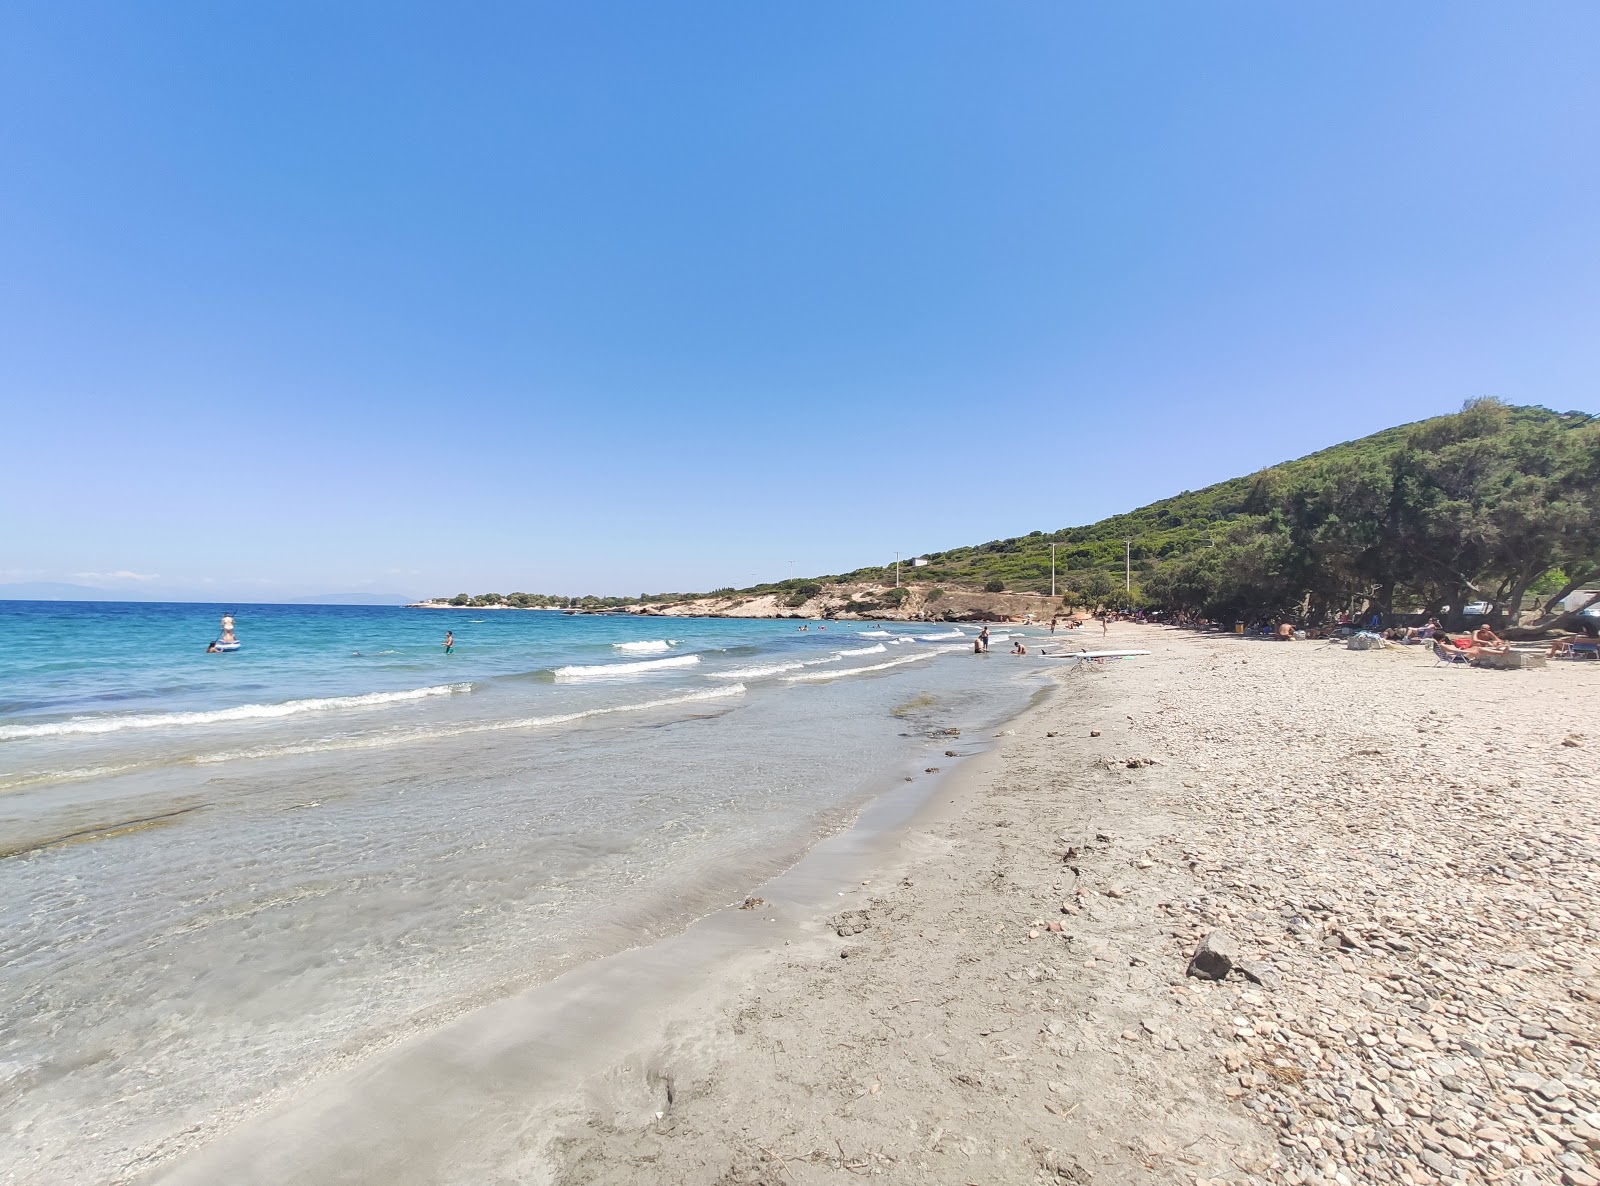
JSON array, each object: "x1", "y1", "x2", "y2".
[{"x1": 542, "y1": 625, "x2": 1600, "y2": 1186}]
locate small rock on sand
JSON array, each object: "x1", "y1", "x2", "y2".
[{"x1": 1187, "y1": 930, "x2": 1237, "y2": 980}]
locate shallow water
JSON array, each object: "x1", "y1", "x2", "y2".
[{"x1": 0, "y1": 602, "x2": 1048, "y2": 1184}]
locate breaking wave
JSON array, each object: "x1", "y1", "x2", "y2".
[
  {"x1": 611, "y1": 640, "x2": 677, "y2": 654},
  {"x1": 784, "y1": 653, "x2": 932, "y2": 683},
  {"x1": 553, "y1": 654, "x2": 701, "y2": 680},
  {"x1": 195, "y1": 686, "x2": 747, "y2": 763},
  {"x1": 0, "y1": 684, "x2": 474, "y2": 742}
]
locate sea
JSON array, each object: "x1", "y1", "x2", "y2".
[{"x1": 0, "y1": 600, "x2": 1050, "y2": 1185}]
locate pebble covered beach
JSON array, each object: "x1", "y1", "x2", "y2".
[{"x1": 549, "y1": 624, "x2": 1600, "y2": 1186}]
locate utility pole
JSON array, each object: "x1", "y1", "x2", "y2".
[
  {"x1": 1050, "y1": 542, "x2": 1056, "y2": 598},
  {"x1": 1125, "y1": 539, "x2": 1132, "y2": 594},
  {"x1": 894, "y1": 552, "x2": 900, "y2": 588}
]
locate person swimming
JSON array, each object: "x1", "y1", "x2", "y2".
[{"x1": 444, "y1": 630, "x2": 454, "y2": 654}]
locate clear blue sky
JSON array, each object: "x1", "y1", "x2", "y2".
[{"x1": 2, "y1": 3, "x2": 1596, "y2": 601}]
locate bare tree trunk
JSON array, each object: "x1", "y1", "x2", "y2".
[
  {"x1": 1538, "y1": 569, "x2": 1599, "y2": 618},
  {"x1": 1376, "y1": 581, "x2": 1395, "y2": 626},
  {"x1": 1500, "y1": 576, "x2": 1533, "y2": 630}
]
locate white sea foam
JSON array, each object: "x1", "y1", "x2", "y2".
[
  {"x1": 834, "y1": 643, "x2": 887, "y2": 656},
  {"x1": 856, "y1": 630, "x2": 892, "y2": 638},
  {"x1": 917, "y1": 629, "x2": 965, "y2": 641},
  {"x1": 195, "y1": 685, "x2": 747, "y2": 763},
  {"x1": 707, "y1": 653, "x2": 845, "y2": 680},
  {"x1": 784, "y1": 652, "x2": 932, "y2": 683},
  {"x1": 0, "y1": 763, "x2": 144, "y2": 793},
  {"x1": 706, "y1": 660, "x2": 808, "y2": 680},
  {"x1": 0, "y1": 684, "x2": 473, "y2": 742},
  {"x1": 552, "y1": 654, "x2": 701, "y2": 680},
  {"x1": 611, "y1": 640, "x2": 676, "y2": 654}
]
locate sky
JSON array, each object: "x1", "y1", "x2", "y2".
[{"x1": 2, "y1": 2, "x2": 1597, "y2": 601}]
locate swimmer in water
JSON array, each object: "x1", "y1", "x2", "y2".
[
  {"x1": 206, "y1": 641, "x2": 221, "y2": 654},
  {"x1": 444, "y1": 630, "x2": 454, "y2": 654}
]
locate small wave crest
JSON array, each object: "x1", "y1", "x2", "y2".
[
  {"x1": 834, "y1": 643, "x2": 887, "y2": 656},
  {"x1": 553, "y1": 654, "x2": 700, "y2": 680},
  {"x1": 706, "y1": 653, "x2": 844, "y2": 680},
  {"x1": 195, "y1": 685, "x2": 746, "y2": 762},
  {"x1": 917, "y1": 630, "x2": 965, "y2": 641},
  {"x1": 706, "y1": 660, "x2": 807, "y2": 680},
  {"x1": 856, "y1": 630, "x2": 892, "y2": 638},
  {"x1": 611, "y1": 640, "x2": 677, "y2": 654},
  {"x1": 784, "y1": 652, "x2": 932, "y2": 683},
  {"x1": 0, "y1": 684, "x2": 473, "y2": 742}
]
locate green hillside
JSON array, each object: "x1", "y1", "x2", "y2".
[
  {"x1": 436, "y1": 400, "x2": 1597, "y2": 625},
  {"x1": 810, "y1": 399, "x2": 1598, "y2": 623}
]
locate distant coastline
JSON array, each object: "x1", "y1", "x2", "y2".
[{"x1": 409, "y1": 582, "x2": 1069, "y2": 623}]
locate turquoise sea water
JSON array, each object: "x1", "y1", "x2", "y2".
[{"x1": 0, "y1": 601, "x2": 1048, "y2": 1185}]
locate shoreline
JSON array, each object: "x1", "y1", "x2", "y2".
[
  {"x1": 142, "y1": 660, "x2": 1057, "y2": 1185},
  {"x1": 544, "y1": 625, "x2": 1600, "y2": 1186},
  {"x1": 127, "y1": 626, "x2": 1600, "y2": 1184},
  {"x1": 407, "y1": 585, "x2": 1075, "y2": 623}
]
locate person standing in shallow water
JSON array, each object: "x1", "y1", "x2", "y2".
[
  {"x1": 977, "y1": 625, "x2": 990, "y2": 652},
  {"x1": 444, "y1": 630, "x2": 454, "y2": 655}
]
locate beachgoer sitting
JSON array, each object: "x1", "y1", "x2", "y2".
[
  {"x1": 1438, "y1": 634, "x2": 1510, "y2": 664},
  {"x1": 1276, "y1": 622, "x2": 1294, "y2": 640},
  {"x1": 1471, "y1": 624, "x2": 1510, "y2": 653},
  {"x1": 1549, "y1": 631, "x2": 1600, "y2": 658},
  {"x1": 1011, "y1": 640, "x2": 1026, "y2": 655}
]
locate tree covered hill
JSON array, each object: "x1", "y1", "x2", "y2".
[
  {"x1": 812, "y1": 400, "x2": 1600, "y2": 614},
  {"x1": 433, "y1": 401, "x2": 1597, "y2": 626}
]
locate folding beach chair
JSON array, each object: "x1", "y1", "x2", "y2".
[{"x1": 1432, "y1": 639, "x2": 1471, "y2": 667}]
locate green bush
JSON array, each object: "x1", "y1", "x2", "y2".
[
  {"x1": 983, "y1": 579, "x2": 1005, "y2": 593},
  {"x1": 926, "y1": 587, "x2": 945, "y2": 602}
]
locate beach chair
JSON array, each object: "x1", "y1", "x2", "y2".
[{"x1": 1432, "y1": 639, "x2": 1470, "y2": 667}]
